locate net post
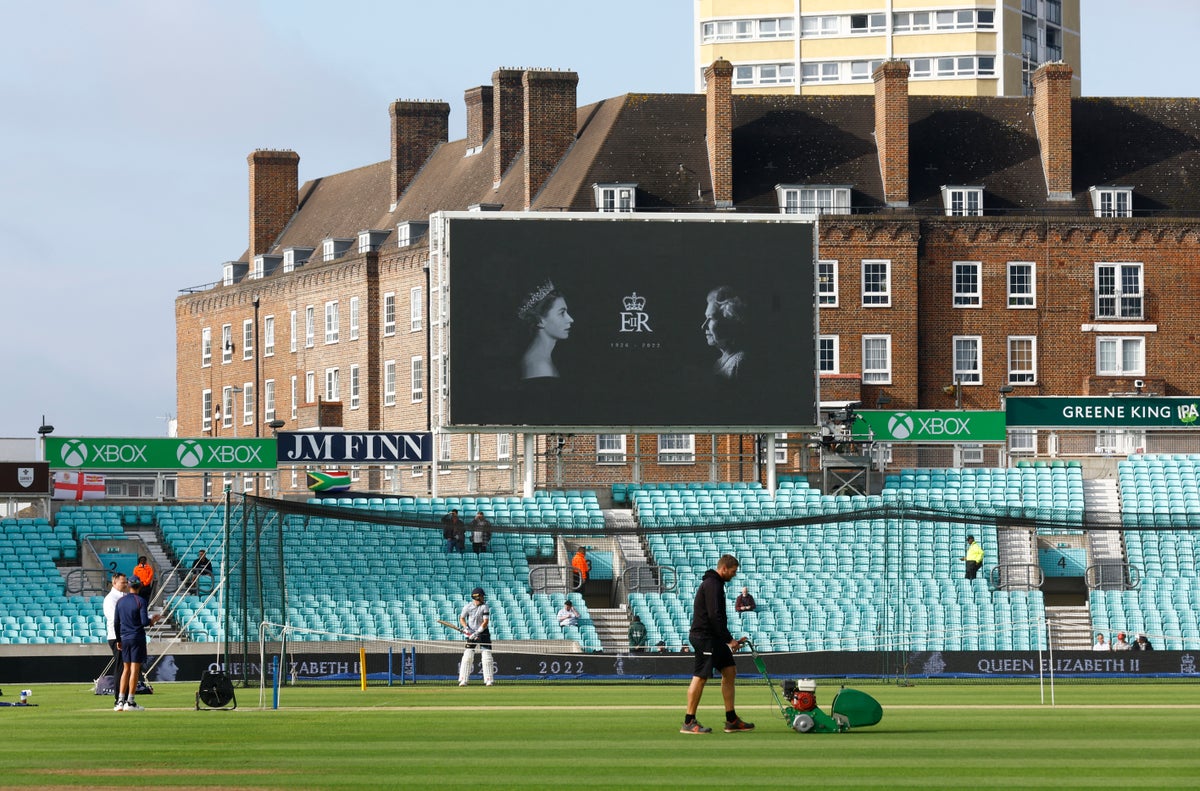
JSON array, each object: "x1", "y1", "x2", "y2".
[
  {"x1": 388, "y1": 646, "x2": 393, "y2": 688},
  {"x1": 272, "y1": 655, "x2": 280, "y2": 710},
  {"x1": 360, "y1": 646, "x2": 367, "y2": 691}
]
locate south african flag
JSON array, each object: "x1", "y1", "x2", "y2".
[{"x1": 306, "y1": 470, "x2": 351, "y2": 492}]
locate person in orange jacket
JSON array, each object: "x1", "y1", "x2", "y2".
[
  {"x1": 571, "y1": 547, "x2": 589, "y2": 590},
  {"x1": 132, "y1": 556, "x2": 155, "y2": 604}
]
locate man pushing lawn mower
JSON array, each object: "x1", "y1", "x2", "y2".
[{"x1": 680, "y1": 554, "x2": 754, "y2": 734}]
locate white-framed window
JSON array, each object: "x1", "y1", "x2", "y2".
[
  {"x1": 657, "y1": 434, "x2": 695, "y2": 464},
  {"x1": 818, "y1": 335, "x2": 839, "y2": 374},
  {"x1": 201, "y1": 327, "x2": 212, "y2": 368},
  {"x1": 411, "y1": 464, "x2": 424, "y2": 478},
  {"x1": 953, "y1": 261, "x2": 981, "y2": 308},
  {"x1": 437, "y1": 352, "x2": 447, "y2": 397},
  {"x1": 800, "y1": 62, "x2": 839, "y2": 84},
  {"x1": 201, "y1": 389, "x2": 212, "y2": 432},
  {"x1": 1096, "y1": 336, "x2": 1145, "y2": 376},
  {"x1": 290, "y1": 376, "x2": 297, "y2": 420},
  {"x1": 774, "y1": 433, "x2": 789, "y2": 464},
  {"x1": 349, "y1": 365, "x2": 360, "y2": 410},
  {"x1": 1008, "y1": 336, "x2": 1038, "y2": 385},
  {"x1": 849, "y1": 59, "x2": 884, "y2": 81},
  {"x1": 242, "y1": 383, "x2": 253, "y2": 426},
  {"x1": 594, "y1": 183, "x2": 636, "y2": 213},
  {"x1": 1090, "y1": 187, "x2": 1133, "y2": 218},
  {"x1": 757, "y1": 17, "x2": 793, "y2": 38},
  {"x1": 1095, "y1": 263, "x2": 1143, "y2": 319},
  {"x1": 349, "y1": 465, "x2": 361, "y2": 483},
  {"x1": 942, "y1": 186, "x2": 983, "y2": 216},
  {"x1": 1008, "y1": 262, "x2": 1036, "y2": 308},
  {"x1": 349, "y1": 297, "x2": 360, "y2": 341},
  {"x1": 242, "y1": 319, "x2": 253, "y2": 360},
  {"x1": 895, "y1": 9, "x2": 994, "y2": 31},
  {"x1": 264, "y1": 379, "x2": 276, "y2": 421},
  {"x1": 383, "y1": 292, "x2": 396, "y2": 336},
  {"x1": 862, "y1": 260, "x2": 891, "y2": 306},
  {"x1": 497, "y1": 434, "x2": 512, "y2": 467},
  {"x1": 305, "y1": 371, "x2": 315, "y2": 403},
  {"x1": 251, "y1": 257, "x2": 263, "y2": 280},
  {"x1": 777, "y1": 185, "x2": 851, "y2": 216},
  {"x1": 862, "y1": 335, "x2": 892, "y2": 384},
  {"x1": 596, "y1": 434, "x2": 627, "y2": 464},
  {"x1": 221, "y1": 387, "x2": 234, "y2": 428},
  {"x1": 324, "y1": 300, "x2": 339, "y2": 344},
  {"x1": 384, "y1": 360, "x2": 396, "y2": 406},
  {"x1": 304, "y1": 305, "x2": 315, "y2": 348},
  {"x1": 263, "y1": 315, "x2": 275, "y2": 357},
  {"x1": 289, "y1": 310, "x2": 297, "y2": 353},
  {"x1": 322, "y1": 238, "x2": 336, "y2": 262},
  {"x1": 909, "y1": 58, "x2": 932, "y2": 78},
  {"x1": 735, "y1": 63, "x2": 797, "y2": 86},
  {"x1": 953, "y1": 336, "x2": 982, "y2": 384},
  {"x1": 325, "y1": 367, "x2": 339, "y2": 401},
  {"x1": 931, "y1": 56, "x2": 995, "y2": 78},
  {"x1": 221, "y1": 324, "x2": 232, "y2": 364},
  {"x1": 893, "y1": 11, "x2": 932, "y2": 31},
  {"x1": 817, "y1": 260, "x2": 838, "y2": 306},
  {"x1": 800, "y1": 15, "x2": 839, "y2": 36},
  {"x1": 410, "y1": 287, "x2": 423, "y2": 332},
  {"x1": 702, "y1": 16, "x2": 794, "y2": 42},
  {"x1": 1009, "y1": 429, "x2": 1037, "y2": 456},
  {"x1": 439, "y1": 435, "x2": 452, "y2": 464},
  {"x1": 960, "y1": 443, "x2": 985, "y2": 464},
  {"x1": 466, "y1": 434, "x2": 480, "y2": 472},
  {"x1": 849, "y1": 13, "x2": 886, "y2": 34},
  {"x1": 411, "y1": 356, "x2": 424, "y2": 403}
]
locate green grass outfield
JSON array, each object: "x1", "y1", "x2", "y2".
[{"x1": 2, "y1": 680, "x2": 1198, "y2": 789}]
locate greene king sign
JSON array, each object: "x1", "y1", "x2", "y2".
[
  {"x1": 852, "y1": 410, "x2": 1007, "y2": 443},
  {"x1": 1006, "y1": 397, "x2": 1200, "y2": 428},
  {"x1": 46, "y1": 437, "x2": 277, "y2": 471}
]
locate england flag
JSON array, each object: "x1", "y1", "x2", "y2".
[{"x1": 53, "y1": 471, "x2": 106, "y2": 500}]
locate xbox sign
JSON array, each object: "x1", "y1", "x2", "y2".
[
  {"x1": 45, "y1": 437, "x2": 277, "y2": 471},
  {"x1": 887, "y1": 413, "x2": 915, "y2": 440},
  {"x1": 854, "y1": 410, "x2": 1007, "y2": 443}
]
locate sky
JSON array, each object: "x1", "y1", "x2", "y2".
[{"x1": 1, "y1": 0, "x2": 1197, "y2": 440}]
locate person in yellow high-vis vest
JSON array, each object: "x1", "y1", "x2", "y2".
[{"x1": 960, "y1": 536, "x2": 984, "y2": 580}]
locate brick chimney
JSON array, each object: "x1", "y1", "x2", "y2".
[
  {"x1": 248, "y1": 149, "x2": 299, "y2": 260},
  {"x1": 523, "y1": 69, "x2": 579, "y2": 209},
  {"x1": 704, "y1": 58, "x2": 734, "y2": 209},
  {"x1": 465, "y1": 85, "x2": 494, "y2": 151},
  {"x1": 873, "y1": 60, "x2": 909, "y2": 207},
  {"x1": 492, "y1": 68, "x2": 525, "y2": 186},
  {"x1": 389, "y1": 100, "x2": 450, "y2": 208},
  {"x1": 1032, "y1": 62, "x2": 1074, "y2": 200}
]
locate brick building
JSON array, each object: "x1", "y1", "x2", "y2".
[{"x1": 176, "y1": 61, "x2": 1200, "y2": 497}]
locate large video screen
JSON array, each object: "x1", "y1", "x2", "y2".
[{"x1": 446, "y1": 216, "x2": 816, "y2": 427}]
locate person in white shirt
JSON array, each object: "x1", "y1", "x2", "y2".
[
  {"x1": 102, "y1": 573, "x2": 129, "y2": 706},
  {"x1": 1093, "y1": 632, "x2": 1111, "y2": 651},
  {"x1": 557, "y1": 600, "x2": 580, "y2": 627}
]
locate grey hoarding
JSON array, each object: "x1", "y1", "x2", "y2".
[{"x1": 446, "y1": 216, "x2": 816, "y2": 427}]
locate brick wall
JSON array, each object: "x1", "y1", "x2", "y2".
[
  {"x1": 465, "y1": 85, "x2": 494, "y2": 151},
  {"x1": 390, "y1": 100, "x2": 450, "y2": 206},
  {"x1": 873, "y1": 61, "x2": 909, "y2": 207},
  {"x1": 523, "y1": 69, "x2": 578, "y2": 209},
  {"x1": 248, "y1": 150, "x2": 299, "y2": 260},
  {"x1": 1032, "y1": 63, "x2": 1074, "y2": 200},
  {"x1": 492, "y1": 68, "x2": 524, "y2": 186},
  {"x1": 704, "y1": 59, "x2": 733, "y2": 208}
]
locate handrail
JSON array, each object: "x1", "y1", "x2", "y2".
[
  {"x1": 1085, "y1": 562, "x2": 1141, "y2": 590},
  {"x1": 528, "y1": 565, "x2": 580, "y2": 593},
  {"x1": 988, "y1": 563, "x2": 1044, "y2": 591},
  {"x1": 620, "y1": 564, "x2": 677, "y2": 595}
]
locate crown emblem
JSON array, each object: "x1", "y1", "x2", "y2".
[
  {"x1": 622, "y1": 292, "x2": 646, "y2": 311},
  {"x1": 518, "y1": 279, "x2": 556, "y2": 319}
]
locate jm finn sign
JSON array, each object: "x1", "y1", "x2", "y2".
[
  {"x1": 1006, "y1": 397, "x2": 1200, "y2": 428},
  {"x1": 276, "y1": 432, "x2": 432, "y2": 464}
]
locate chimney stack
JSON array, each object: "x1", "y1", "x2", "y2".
[
  {"x1": 389, "y1": 100, "x2": 450, "y2": 207},
  {"x1": 1032, "y1": 62, "x2": 1074, "y2": 200},
  {"x1": 523, "y1": 69, "x2": 579, "y2": 209},
  {"x1": 248, "y1": 149, "x2": 299, "y2": 260},
  {"x1": 704, "y1": 59, "x2": 734, "y2": 209},
  {"x1": 873, "y1": 60, "x2": 910, "y2": 207},
  {"x1": 492, "y1": 68, "x2": 525, "y2": 186},
  {"x1": 465, "y1": 85, "x2": 494, "y2": 151}
]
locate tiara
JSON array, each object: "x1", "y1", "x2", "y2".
[{"x1": 518, "y1": 279, "x2": 556, "y2": 318}]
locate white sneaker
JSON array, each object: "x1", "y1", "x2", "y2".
[
  {"x1": 458, "y1": 681, "x2": 467, "y2": 687},
  {"x1": 114, "y1": 702, "x2": 124, "y2": 712},
  {"x1": 122, "y1": 702, "x2": 145, "y2": 711}
]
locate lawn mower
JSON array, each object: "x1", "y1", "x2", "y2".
[{"x1": 744, "y1": 638, "x2": 883, "y2": 733}]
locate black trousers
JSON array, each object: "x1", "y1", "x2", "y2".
[{"x1": 965, "y1": 560, "x2": 981, "y2": 579}]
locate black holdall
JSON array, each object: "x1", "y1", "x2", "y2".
[{"x1": 196, "y1": 670, "x2": 237, "y2": 710}]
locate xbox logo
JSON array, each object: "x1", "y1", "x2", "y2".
[
  {"x1": 60, "y1": 438, "x2": 88, "y2": 467},
  {"x1": 888, "y1": 412, "x2": 915, "y2": 440},
  {"x1": 176, "y1": 439, "x2": 204, "y2": 468}
]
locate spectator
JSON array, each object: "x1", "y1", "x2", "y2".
[
  {"x1": 679, "y1": 644, "x2": 691, "y2": 653},
  {"x1": 959, "y1": 536, "x2": 984, "y2": 580},
  {"x1": 655, "y1": 640, "x2": 667, "y2": 653},
  {"x1": 1094, "y1": 632, "x2": 1110, "y2": 651},
  {"x1": 441, "y1": 509, "x2": 464, "y2": 553},
  {"x1": 1133, "y1": 633, "x2": 1155, "y2": 651},
  {"x1": 557, "y1": 600, "x2": 580, "y2": 628},
  {"x1": 188, "y1": 549, "x2": 214, "y2": 594},
  {"x1": 735, "y1": 586, "x2": 757, "y2": 612},
  {"x1": 628, "y1": 615, "x2": 647, "y2": 652},
  {"x1": 571, "y1": 547, "x2": 589, "y2": 590},
  {"x1": 102, "y1": 572, "x2": 128, "y2": 709},
  {"x1": 132, "y1": 556, "x2": 155, "y2": 603},
  {"x1": 1112, "y1": 631, "x2": 1132, "y2": 650},
  {"x1": 469, "y1": 511, "x2": 492, "y2": 554}
]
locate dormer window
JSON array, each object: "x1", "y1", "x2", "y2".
[
  {"x1": 223, "y1": 262, "x2": 235, "y2": 286},
  {"x1": 942, "y1": 186, "x2": 983, "y2": 216},
  {"x1": 775, "y1": 185, "x2": 851, "y2": 216},
  {"x1": 357, "y1": 230, "x2": 388, "y2": 253},
  {"x1": 594, "y1": 184, "x2": 636, "y2": 213},
  {"x1": 397, "y1": 221, "x2": 429, "y2": 247},
  {"x1": 1089, "y1": 187, "x2": 1133, "y2": 218},
  {"x1": 468, "y1": 203, "x2": 503, "y2": 212},
  {"x1": 321, "y1": 238, "x2": 353, "y2": 262},
  {"x1": 282, "y1": 247, "x2": 313, "y2": 273}
]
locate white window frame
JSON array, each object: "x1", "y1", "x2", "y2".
[
  {"x1": 594, "y1": 183, "x2": 637, "y2": 213},
  {"x1": 325, "y1": 367, "x2": 339, "y2": 401},
  {"x1": 383, "y1": 292, "x2": 396, "y2": 336},
  {"x1": 349, "y1": 365, "x2": 360, "y2": 410},
  {"x1": 242, "y1": 319, "x2": 253, "y2": 360},
  {"x1": 1096, "y1": 336, "x2": 1145, "y2": 376},
  {"x1": 290, "y1": 376, "x2": 297, "y2": 420},
  {"x1": 818, "y1": 335, "x2": 839, "y2": 374},
  {"x1": 1009, "y1": 428, "x2": 1037, "y2": 456},
  {"x1": 736, "y1": 62, "x2": 797, "y2": 86},
  {"x1": 466, "y1": 434, "x2": 480, "y2": 472},
  {"x1": 439, "y1": 435, "x2": 452, "y2": 465},
  {"x1": 953, "y1": 261, "x2": 981, "y2": 308},
  {"x1": 221, "y1": 324, "x2": 232, "y2": 364},
  {"x1": 800, "y1": 62, "x2": 838, "y2": 84},
  {"x1": 776, "y1": 185, "x2": 851, "y2": 217},
  {"x1": 263, "y1": 315, "x2": 275, "y2": 357},
  {"x1": 384, "y1": 360, "x2": 396, "y2": 406},
  {"x1": 862, "y1": 334, "x2": 892, "y2": 384},
  {"x1": 953, "y1": 336, "x2": 982, "y2": 385},
  {"x1": 349, "y1": 297, "x2": 360, "y2": 341},
  {"x1": 942, "y1": 186, "x2": 983, "y2": 216},
  {"x1": 1089, "y1": 187, "x2": 1133, "y2": 218},
  {"x1": 657, "y1": 434, "x2": 695, "y2": 464},
  {"x1": 201, "y1": 389, "x2": 212, "y2": 432},
  {"x1": 242, "y1": 382, "x2": 253, "y2": 426},
  {"x1": 411, "y1": 356, "x2": 424, "y2": 403},
  {"x1": 1007, "y1": 262, "x2": 1036, "y2": 308},
  {"x1": 596, "y1": 434, "x2": 627, "y2": 465},
  {"x1": 1095, "y1": 263, "x2": 1143, "y2": 320},
  {"x1": 497, "y1": 434, "x2": 512, "y2": 468},
  {"x1": 324, "y1": 300, "x2": 339, "y2": 344},
  {"x1": 221, "y1": 387, "x2": 234, "y2": 429},
  {"x1": 817, "y1": 260, "x2": 838, "y2": 307},
  {"x1": 201, "y1": 327, "x2": 212, "y2": 368},
  {"x1": 289, "y1": 310, "x2": 297, "y2": 353},
  {"x1": 304, "y1": 305, "x2": 315, "y2": 348},
  {"x1": 1007, "y1": 336, "x2": 1038, "y2": 385},
  {"x1": 861, "y1": 260, "x2": 891, "y2": 307},
  {"x1": 774, "y1": 433, "x2": 788, "y2": 464},
  {"x1": 305, "y1": 371, "x2": 315, "y2": 404},
  {"x1": 800, "y1": 15, "x2": 839, "y2": 37},
  {"x1": 264, "y1": 379, "x2": 276, "y2": 421},
  {"x1": 410, "y1": 287, "x2": 423, "y2": 332},
  {"x1": 848, "y1": 12, "x2": 886, "y2": 34}
]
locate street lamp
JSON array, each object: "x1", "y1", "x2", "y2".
[
  {"x1": 998, "y1": 385, "x2": 1014, "y2": 409},
  {"x1": 36, "y1": 417, "x2": 54, "y2": 462}
]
